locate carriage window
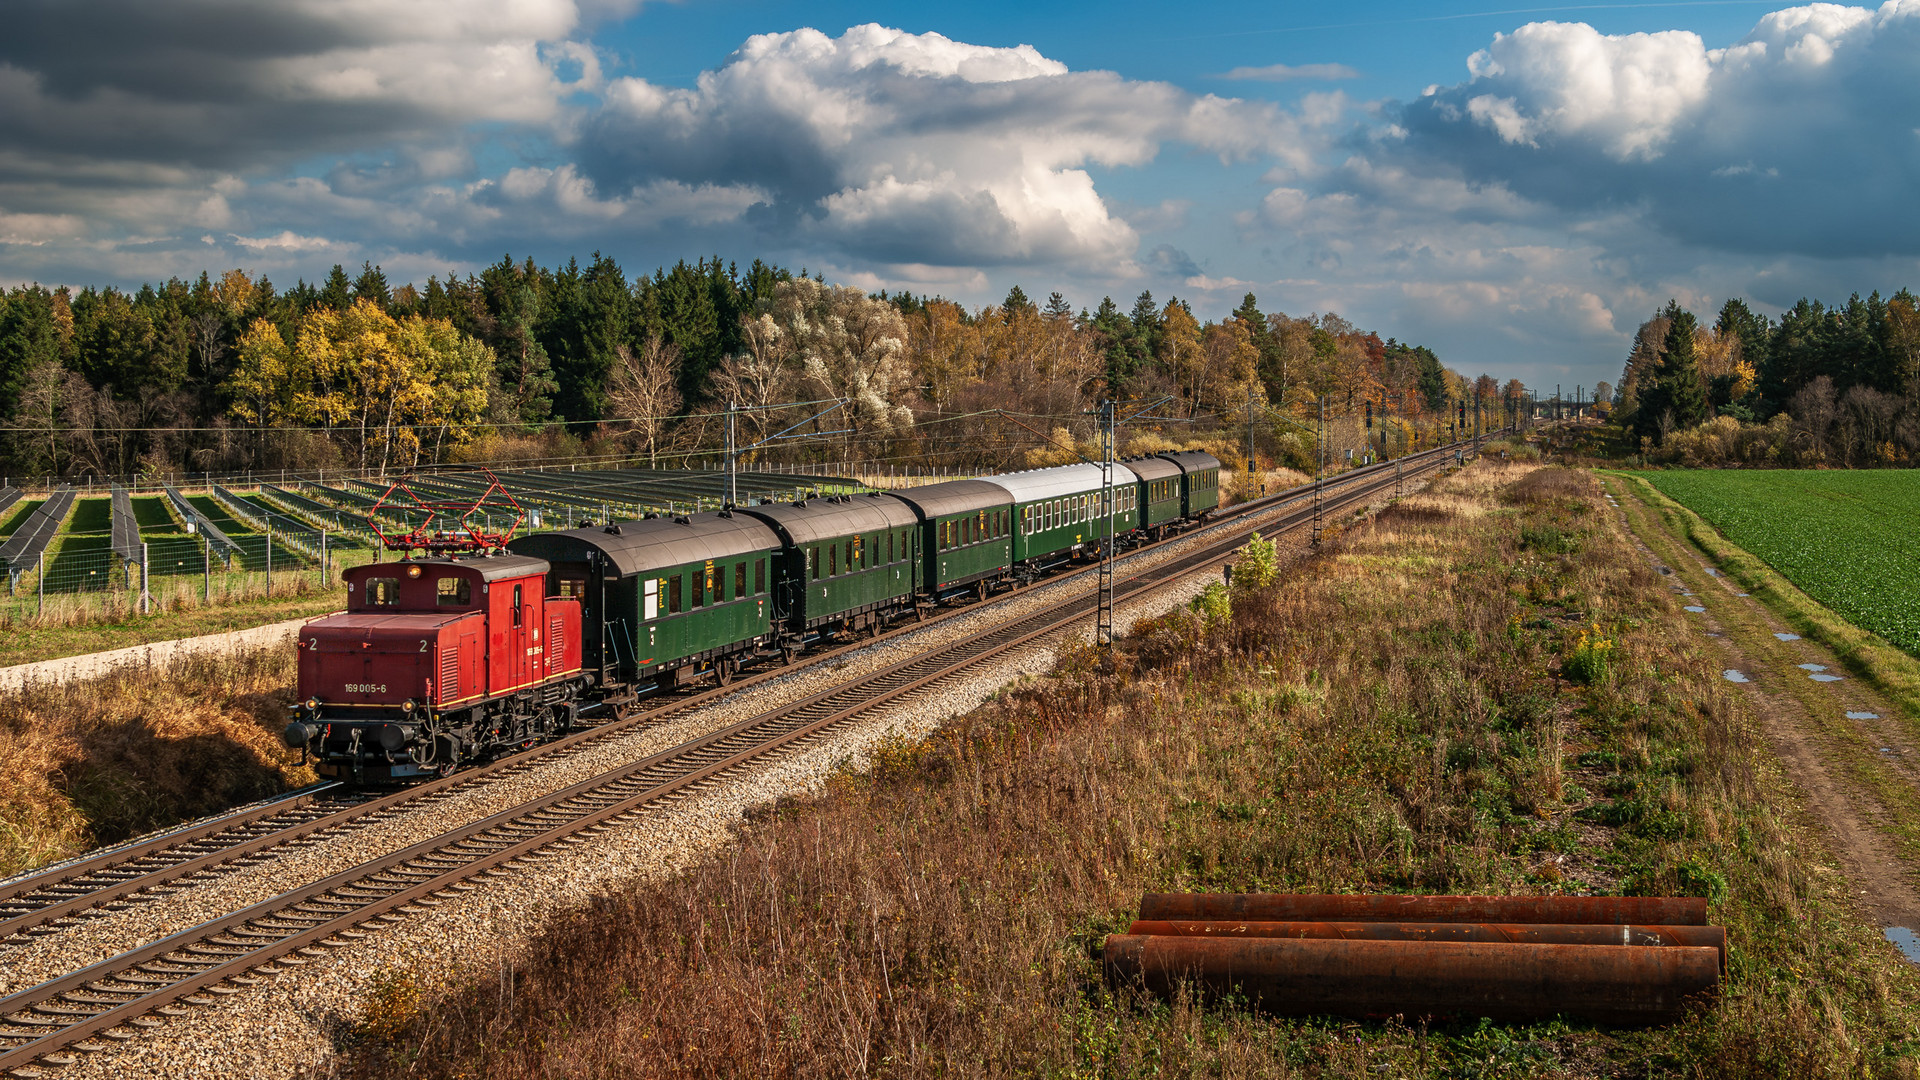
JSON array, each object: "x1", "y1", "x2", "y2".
[
  {"x1": 886, "y1": 530, "x2": 894, "y2": 563},
  {"x1": 693, "y1": 568, "x2": 706, "y2": 607},
  {"x1": 852, "y1": 536, "x2": 863, "y2": 569},
  {"x1": 846, "y1": 539, "x2": 855, "y2": 570},
  {"x1": 735, "y1": 562, "x2": 746, "y2": 598},
  {"x1": 755, "y1": 558, "x2": 766, "y2": 594},
  {"x1": 829, "y1": 543, "x2": 838, "y2": 576},
  {"x1": 811, "y1": 547, "x2": 821, "y2": 580},
  {"x1": 513, "y1": 584, "x2": 523, "y2": 626},
  {"x1": 367, "y1": 577, "x2": 399, "y2": 606},
  {"x1": 436, "y1": 576, "x2": 471, "y2": 606},
  {"x1": 669, "y1": 575, "x2": 683, "y2": 614}
]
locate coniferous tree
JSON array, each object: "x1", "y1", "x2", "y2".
[
  {"x1": 352, "y1": 262, "x2": 391, "y2": 309},
  {"x1": 1640, "y1": 301, "x2": 1706, "y2": 443},
  {"x1": 317, "y1": 265, "x2": 353, "y2": 311}
]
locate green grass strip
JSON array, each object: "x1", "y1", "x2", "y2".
[{"x1": 1607, "y1": 471, "x2": 1920, "y2": 725}]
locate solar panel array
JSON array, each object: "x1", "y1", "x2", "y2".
[
  {"x1": 164, "y1": 484, "x2": 241, "y2": 563},
  {"x1": 258, "y1": 484, "x2": 376, "y2": 543},
  {"x1": 109, "y1": 485, "x2": 143, "y2": 565},
  {"x1": 209, "y1": 484, "x2": 328, "y2": 562},
  {"x1": 0, "y1": 488, "x2": 77, "y2": 580}
]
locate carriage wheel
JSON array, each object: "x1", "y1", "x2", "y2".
[{"x1": 716, "y1": 658, "x2": 735, "y2": 686}]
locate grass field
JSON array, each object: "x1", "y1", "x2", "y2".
[{"x1": 1646, "y1": 470, "x2": 1920, "y2": 656}]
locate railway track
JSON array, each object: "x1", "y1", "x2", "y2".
[
  {"x1": 0, "y1": 439, "x2": 1473, "y2": 949},
  {"x1": 0, "y1": 436, "x2": 1486, "y2": 1075}
]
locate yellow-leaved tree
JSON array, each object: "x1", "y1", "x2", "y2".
[{"x1": 223, "y1": 299, "x2": 492, "y2": 471}]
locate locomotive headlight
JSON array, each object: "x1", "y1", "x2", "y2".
[
  {"x1": 304, "y1": 696, "x2": 320, "y2": 710},
  {"x1": 406, "y1": 564, "x2": 423, "y2": 578},
  {"x1": 402, "y1": 699, "x2": 418, "y2": 715}
]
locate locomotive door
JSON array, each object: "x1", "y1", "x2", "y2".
[{"x1": 505, "y1": 581, "x2": 534, "y2": 690}]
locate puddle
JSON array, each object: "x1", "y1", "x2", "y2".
[
  {"x1": 1722, "y1": 670, "x2": 1751, "y2": 683},
  {"x1": 1887, "y1": 927, "x2": 1920, "y2": 964},
  {"x1": 1705, "y1": 568, "x2": 1721, "y2": 576},
  {"x1": 1811, "y1": 673, "x2": 1845, "y2": 682},
  {"x1": 1848, "y1": 711, "x2": 1881, "y2": 720},
  {"x1": 1685, "y1": 606, "x2": 1706, "y2": 613},
  {"x1": 1799, "y1": 663, "x2": 1828, "y2": 672},
  {"x1": 1774, "y1": 632, "x2": 1801, "y2": 641}
]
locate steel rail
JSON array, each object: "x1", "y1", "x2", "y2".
[
  {"x1": 0, "y1": 434, "x2": 1466, "y2": 1068},
  {"x1": 0, "y1": 439, "x2": 1471, "y2": 1073},
  {"x1": 0, "y1": 439, "x2": 1474, "y2": 943}
]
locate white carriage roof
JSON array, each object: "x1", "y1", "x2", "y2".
[{"x1": 983, "y1": 462, "x2": 1140, "y2": 504}]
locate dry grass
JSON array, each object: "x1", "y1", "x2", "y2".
[
  {"x1": 0, "y1": 647, "x2": 311, "y2": 876},
  {"x1": 338, "y1": 461, "x2": 1920, "y2": 1079}
]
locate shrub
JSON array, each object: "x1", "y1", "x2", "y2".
[
  {"x1": 1230, "y1": 531, "x2": 1279, "y2": 593},
  {"x1": 1561, "y1": 620, "x2": 1614, "y2": 685}
]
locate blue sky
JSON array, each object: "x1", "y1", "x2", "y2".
[{"x1": 1, "y1": 0, "x2": 1916, "y2": 394}]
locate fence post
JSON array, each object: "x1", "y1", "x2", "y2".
[
  {"x1": 266, "y1": 525, "x2": 272, "y2": 598},
  {"x1": 205, "y1": 544, "x2": 211, "y2": 604},
  {"x1": 140, "y1": 542, "x2": 149, "y2": 615},
  {"x1": 37, "y1": 552, "x2": 43, "y2": 619},
  {"x1": 322, "y1": 531, "x2": 329, "y2": 587}
]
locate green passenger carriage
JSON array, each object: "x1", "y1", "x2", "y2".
[
  {"x1": 1127, "y1": 455, "x2": 1186, "y2": 537},
  {"x1": 1157, "y1": 451, "x2": 1221, "y2": 520},
  {"x1": 884, "y1": 479, "x2": 1014, "y2": 600},
  {"x1": 996, "y1": 462, "x2": 1141, "y2": 573},
  {"x1": 508, "y1": 511, "x2": 777, "y2": 690},
  {"x1": 739, "y1": 493, "x2": 921, "y2": 641}
]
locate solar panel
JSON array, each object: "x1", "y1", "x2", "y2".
[{"x1": 110, "y1": 485, "x2": 143, "y2": 564}]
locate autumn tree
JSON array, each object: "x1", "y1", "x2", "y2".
[
  {"x1": 765, "y1": 279, "x2": 914, "y2": 454},
  {"x1": 606, "y1": 337, "x2": 684, "y2": 467}
]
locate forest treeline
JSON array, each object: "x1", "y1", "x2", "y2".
[
  {"x1": 0, "y1": 255, "x2": 1493, "y2": 482},
  {"x1": 1615, "y1": 289, "x2": 1920, "y2": 466}
]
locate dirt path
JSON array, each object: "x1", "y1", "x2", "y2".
[
  {"x1": 1605, "y1": 476, "x2": 1920, "y2": 944},
  {"x1": 0, "y1": 614, "x2": 311, "y2": 692}
]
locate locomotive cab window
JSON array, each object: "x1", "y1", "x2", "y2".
[
  {"x1": 436, "y1": 576, "x2": 471, "y2": 606},
  {"x1": 367, "y1": 577, "x2": 400, "y2": 606},
  {"x1": 512, "y1": 584, "x2": 523, "y2": 626}
]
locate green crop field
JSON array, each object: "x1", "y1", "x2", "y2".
[{"x1": 1647, "y1": 470, "x2": 1920, "y2": 655}]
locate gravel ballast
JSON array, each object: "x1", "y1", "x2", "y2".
[{"x1": 26, "y1": 465, "x2": 1441, "y2": 1080}]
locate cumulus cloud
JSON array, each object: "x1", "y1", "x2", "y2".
[
  {"x1": 0, "y1": 0, "x2": 615, "y2": 174},
  {"x1": 1393, "y1": 1, "x2": 1920, "y2": 256},
  {"x1": 584, "y1": 24, "x2": 1298, "y2": 269}
]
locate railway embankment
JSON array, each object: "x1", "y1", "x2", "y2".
[
  {"x1": 341, "y1": 460, "x2": 1919, "y2": 1079},
  {"x1": 3, "y1": 451, "x2": 1433, "y2": 1078}
]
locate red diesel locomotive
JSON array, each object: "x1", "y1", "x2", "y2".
[{"x1": 283, "y1": 477, "x2": 591, "y2": 782}]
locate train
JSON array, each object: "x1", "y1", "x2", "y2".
[{"x1": 283, "y1": 452, "x2": 1222, "y2": 783}]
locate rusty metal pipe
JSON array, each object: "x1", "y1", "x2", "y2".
[
  {"x1": 1104, "y1": 934, "x2": 1719, "y2": 1025},
  {"x1": 1137, "y1": 893, "x2": 1709, "y2": 926},
  {"x1": 1128, "y1": 920, "x2": 1725, "y2": 970}
]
